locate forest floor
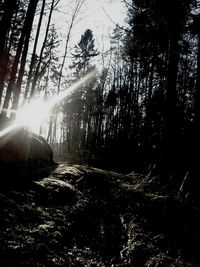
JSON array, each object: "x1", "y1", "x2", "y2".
[{"x1": 0, "y1": 163, "x2": 200, "y2": 267}]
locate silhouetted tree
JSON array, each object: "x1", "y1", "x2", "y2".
[
  {"x1": 0, "y1": 0, "x2": 18, "y2": 104},
  {"x1": 29, "y1": 0, "x2": 60, "y2": 99},
  {"x1": 24, "y1": 0, "x2": 46, "y2": 101},
  {"x1": 63, "y1": 29, "x2": 98, "y2": 157},
  {"x1": 3, "y1": 0, "x2": 39, "y2": 113}
]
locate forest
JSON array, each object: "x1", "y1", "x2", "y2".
[
  {"x1": 1, "y1": 0, "x2": 200, "y2": 266},
  {"x1": 0, "y1": 0, "x2": 199, "y2": 173}
]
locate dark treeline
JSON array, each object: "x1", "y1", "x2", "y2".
[
  {"x1": 1, "y1": 0, "x2": 200, "y2": 188},
  {"x1": 61, "y1": 0, "x2": 200, "y2": 181}
]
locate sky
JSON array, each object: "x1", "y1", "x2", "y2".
[
  {"x1": 52, "y1": 0, "x2": 127, "y2": 52},
  {"x1": 32, "y1": 0, "x2": 127, "y2": 73},
  {"x1": 19, "y1": 0, "x2": 127, "y2": 135}
]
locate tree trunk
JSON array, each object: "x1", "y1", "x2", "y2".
[
  {"x1": 2, "y1": 0, "x2": 38, "y2": 113},
  {"x1": 0, "y1": 0, "x2": 18, "y2": 104},
  {"x1": 29, "y1": 0, "x2": 56, "y2": 99},
  {"x1": 0, "y1": 0, "x2": 17, "y2": 66},
  {"x1": 57, "y1": 0, "x2": 84, "y2": 93},
  {"x1": 0, "y1": 5, "x2": 20, "y2": 104},
  {"x1": 24, "y1": 0, "x2": 46, "y2": 102},
  {"x1": 143, "y1": 51, "x2": 155, "y2": 156},
  {"x1": 193, "y1": 30, "x2": 200, "y2": 142},
  {"x1": 163, "y1": 0, "x2": 186, "y2": 167}
]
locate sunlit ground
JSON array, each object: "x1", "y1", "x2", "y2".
[{"x1": 0, "y1": 71, "x2": 95, "y2": 138}]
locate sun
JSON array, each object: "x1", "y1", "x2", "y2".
[
  {"x1": 15, "y1": 99, "x2": 51, "y2": 132},
  {"x1": 0, "y1": 71, "x2": 95, "y2": 137},
  {"x1": 15, "y1": 71, "x2": 95, "y2": 132}
]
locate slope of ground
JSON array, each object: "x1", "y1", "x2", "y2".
[{"x1": 0, "y1": 163, "x2": 200, "y2": 266}]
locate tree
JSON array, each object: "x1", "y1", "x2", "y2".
[
  {"x1": 63, "y1": 29, "x2": 99, "y2": 156},
  {"x1": 2, "y1": 0, "x2": 39, "y2": 115},
  {"x1": 71, "y1": 29, "x2": 99, "y2": 76},
  {"x1": 164, "y1": 0, "x2": 191, "y2": 165},
  {"x1": 0, "y1": 0, "x2": 18, "y2": 69},
  {"x1": 121, "y1": 0, "x2": 192, "y2": 168},
  {"x1": 0, "y1": 0, "x2": 18, "y2": 103},
  {"x1": 57, "y1": 0, "x2": 85, "y2": 93},
  {"x1": 24, "y1": 0, "x2": 46, "y2": 101},
  {"x1": 29, "y1": 0, "x2": 60, "y2": 99}
]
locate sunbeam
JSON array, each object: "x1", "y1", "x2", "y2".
[{"x1": 0, "y1": 70, "x2": 95, "y2": 138}]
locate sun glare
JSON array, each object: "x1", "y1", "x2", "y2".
[
  {"x1": 16, "y1": 99, "x2": 50, "y2": 131},
  {"x1": 0, "y1": 71, "x2": 95, "y2": 137}
]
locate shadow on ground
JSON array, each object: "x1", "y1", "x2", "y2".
[{"x1": 0, "y1": 163, "x2": 200, "y2": 266}]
